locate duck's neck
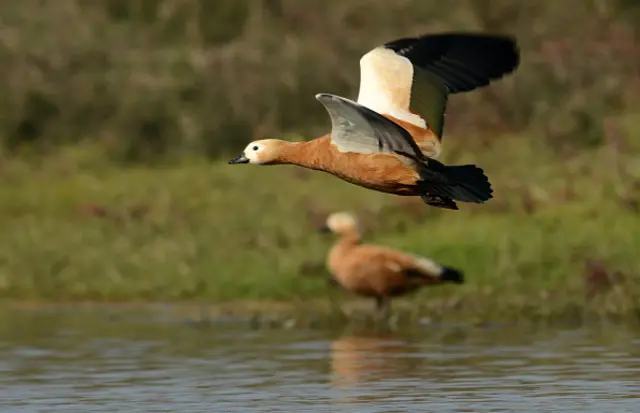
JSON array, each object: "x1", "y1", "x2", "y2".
[
  {"x1": 339, "y1": 230, "x2": 362, "y2": 247},
  {"x1": 331, "y1": 230, "x2": 362, "y2": 255},
  {"x1": 272, "y1": 138, "x2": 330, "y2": 171},
  {"x1": 328, "y1": 229, "x2": 362, "y2": 273}
]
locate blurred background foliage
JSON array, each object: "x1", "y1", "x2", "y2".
[
  {"x1": 1, "y1": 0, "x2": 639, "y2": 162},
  {"x1": 0, "y1": 1, "x2": 639, "y2": 310}
]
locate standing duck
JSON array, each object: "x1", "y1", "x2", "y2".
[
  {"x1": 320, "y1": 211, "x2": 464, "y2": 314},
  {"x1": 229, "y1": 32, "x2": 520, "y2": 209}
]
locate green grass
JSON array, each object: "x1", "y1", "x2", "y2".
[{"x1": 1, "y1": 115, "x2": 639, "y2": 322}]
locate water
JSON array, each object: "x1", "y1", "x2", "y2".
[{"x1": 1, "y1": 308, "x2": 639, "y2": 412}]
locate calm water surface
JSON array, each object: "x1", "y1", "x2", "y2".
[{"x1": 0, "y1": 307, "x2": 639, "y2": 412}]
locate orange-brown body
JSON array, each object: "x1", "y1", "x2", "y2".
[
  {"x1": 269, "y1": 115, "x2": 441, "y2": 196},
  {"x1": 391, "y1": 114, "x2": 442, "y2": 158},
  {"x1": 328, "y1": 230, "x2": 444, "y2": 299}
]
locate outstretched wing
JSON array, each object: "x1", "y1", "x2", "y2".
[
  {"x1": 356, "y1": 32, "x2": 520, "y2": 140},
  {"x1": 315, "y1": 93, "x2": 424, "y2": 162}
]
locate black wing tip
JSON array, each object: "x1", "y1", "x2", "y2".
[
  {"x1": 384, "y1": 31, "x2": 519, "y2": 54},
  {"x1": 383, "y1": 31, "x2": 520, "y2": 93}
]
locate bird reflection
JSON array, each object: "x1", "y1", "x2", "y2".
[{"x1": 329, "y1": 331, "x2": 417, "y2": 390}]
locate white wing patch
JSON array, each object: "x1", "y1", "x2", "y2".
[
  {"x1": 411, "y1": 255, "x2": 443, "y2": 276},
  {"x1": 356, "y1": 48, "x2": 427, "y2": 129}
]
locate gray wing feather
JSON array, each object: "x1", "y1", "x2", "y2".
[{"x1": 315, "y1": 93, "x2": 424, "y2": 161}]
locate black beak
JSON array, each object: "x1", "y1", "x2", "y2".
[
  {"x1": 228, "y1": 154, "x2": 249, "y2": 164},
  {"x1": 317, "y1": 225, "x2": 332, "y2": 234}
]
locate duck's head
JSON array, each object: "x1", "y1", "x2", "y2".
[
  {"x1": 228, "y1": 139, "x2": 284, "y2": 165},
  {"x1": 319, "y1": 212, "x2": 360, "y2": 235}
]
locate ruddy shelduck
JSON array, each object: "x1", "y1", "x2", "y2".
[
  {"x1": 229, "y1": 32, "x2": 520, "y2": 209},
  {"x1": 320, "y1": 212, "x2": 464, "y2": 314}
]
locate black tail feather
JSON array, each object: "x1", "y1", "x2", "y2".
[
  {"x1": 443, "y1": 164, "x2": 494, "y2": 202},
  {"x1": 419, "y1": 163, "x2": 493, "y2": 204},
  {"x1": 440, "y1": 266, "x2": 464, "y2": 284}
]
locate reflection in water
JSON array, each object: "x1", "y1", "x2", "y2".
[
  {"x1": 329, "y1": 332, "x2": 419, "y2": 407},
  {"x1": 330, "y1": 332, "x2": 414, "y2": 386},
  {"x1": 0, "y1": 308, "x2": 639, "y2": 412}
]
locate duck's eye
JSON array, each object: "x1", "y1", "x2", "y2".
[{"x1": 252, "y1": 146, "x2": 259, "y2": 151}]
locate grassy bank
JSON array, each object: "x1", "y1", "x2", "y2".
[
  {"x1": 1, "y1": 1, "x2": 639, "y2": 323},
  {"x1": 1, "y1": 114, "x2": 639, "y2": 321}
]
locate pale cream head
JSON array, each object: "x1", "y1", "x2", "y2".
[
  {"x1": 325, "y1": 212, "x2": 361, "y2": 235},
  {"x1": 228, "y1": 139, "x2": 283, "y2": 165}
]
